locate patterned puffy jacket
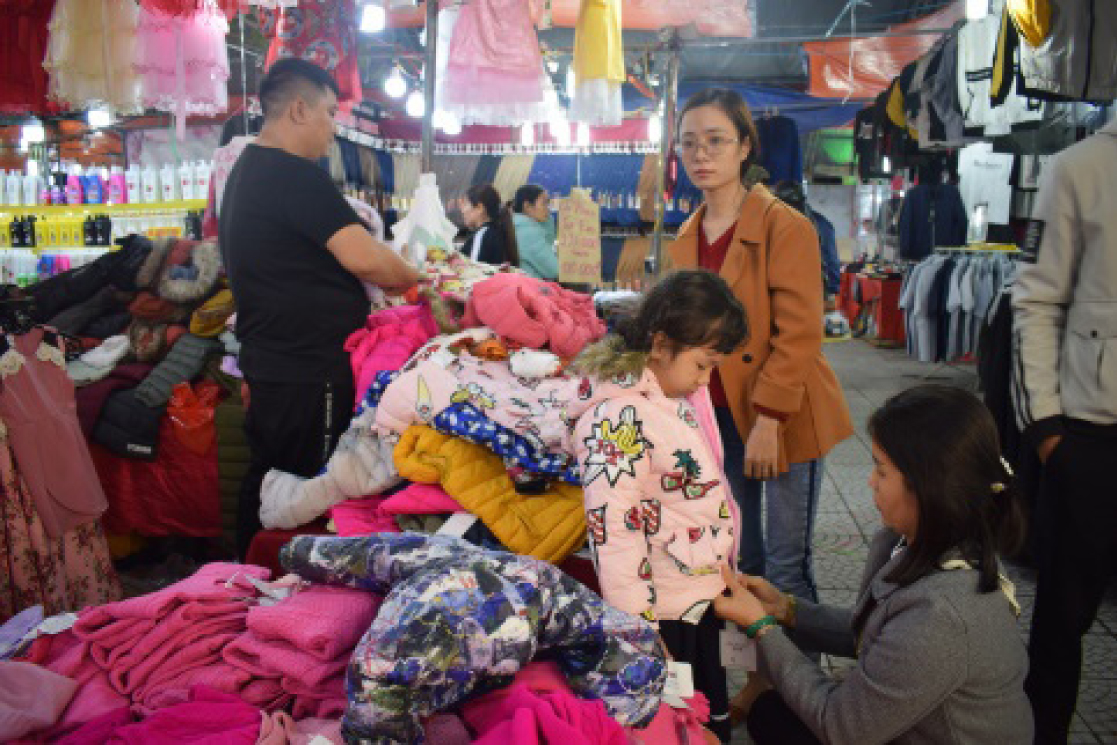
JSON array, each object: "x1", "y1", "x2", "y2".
[{"x1": 280, "y1": 533, "x2": 666, "y2": 745}]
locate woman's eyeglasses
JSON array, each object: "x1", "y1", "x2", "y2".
[{"x1": 675, "y1": 135, "x2": 740, "y2": 158}]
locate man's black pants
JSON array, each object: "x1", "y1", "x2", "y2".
[
  {"x1": 1025, "y1": 419, "x2": 1117, "y2": 743},
  {"x1": 236, "y1": 371, "x2": 354, "y2": 559}
]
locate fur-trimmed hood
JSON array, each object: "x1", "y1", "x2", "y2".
[
  {"x1": 135, "y1": 238, "x2": 223, "y2": 304},
  {"x1": 570, "y1": 333, "x2": 648, "y2": 382},
  {"x1": 565, "y1": 333, "x2": 661, "y2": 426}
]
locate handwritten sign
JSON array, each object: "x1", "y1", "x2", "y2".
[{"x1": 557, "y1": 188, "x2": 602, "y2": 285}]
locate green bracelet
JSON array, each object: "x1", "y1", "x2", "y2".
[{"x1": 744, "y1": 614, "x2": 779, "y2": 639}]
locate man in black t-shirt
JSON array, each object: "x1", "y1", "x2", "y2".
[{"x1": 220, "y1": 59, "x2": 417, "y2": 557}]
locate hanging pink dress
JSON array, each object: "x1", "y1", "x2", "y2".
[
  {"x1": 0, "y1": 329, "x2": 109, "y2": 539},
  {"x1": 133, "y1": 2, "x2": 230, "y2": 135},
  {"x1": 0, "y1": 330, "x2": 119, "y2": 624},
  {"x1": 443, "y1": 0, "x2": 546, "y2": 107}
]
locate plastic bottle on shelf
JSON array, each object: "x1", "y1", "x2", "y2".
[
  {"x1": 193, "y1": 160, "x2": 211, "y2": 201},
  {"x1": 4, "y1": 170, "x2": 19, "y2": 206},
  {"x1": 141, "y1": 164, "x2": 159, "y2": 203},
  {"x1": 22, "y1": 171, "x2": 39, "y2": 207},
  {"x1": 125, "y1": 164, "x2": 141, "y2": 203},
  {"x1": 178, "y1": 161, "x2": 194, "y2": 201},
  {"x1": 84, "y1": 170, "x2": 104, "y2": 204},
  {"x1": 108, "y1": 165, "x2": 126, "y2": 204},
  {"x1": 50, "y1": 172, "x2": 65, "y2": 206},
  {"x1": 66, "y1": 164, "x2": 84, "y2": 205},
  {"x1": 160, "y1": 163, "x2": 177, "y2": 202}
]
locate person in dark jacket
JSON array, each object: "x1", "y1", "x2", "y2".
[
  {"x1": 773, "y1": 181, "x2": 841, "y2": 298},
  {"x1": 460, "y1": 183, "x2": 519, "y2": 267}
]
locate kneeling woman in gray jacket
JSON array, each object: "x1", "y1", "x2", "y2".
[{"x1": 716, "y1": 385, "x2": 1032, "y2": 744}]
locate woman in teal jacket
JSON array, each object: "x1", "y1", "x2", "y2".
[{"x1": 511, "y1": 185, "x2": 558, "y2": 280}]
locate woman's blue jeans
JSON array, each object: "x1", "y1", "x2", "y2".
[{"x1": 716, "y1": 406, "x2": 822, "y2": 603}]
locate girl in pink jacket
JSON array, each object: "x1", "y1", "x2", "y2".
[{"x1": 569, "y1": 270, "x2": 748, "y2": 743}]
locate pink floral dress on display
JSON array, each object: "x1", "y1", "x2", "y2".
[{"x1": 0, "y1": 330, "x2": 119, "y2": 624}]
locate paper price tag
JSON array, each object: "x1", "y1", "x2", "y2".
[
  {"x1": 665, "y1": 661, "x2": 695, "y2": 700},
  {"x1": 437, "y1": 512, "x2": 479, "y2": 537},
  {"x1": 720, "y1": 626, "x2": 757, "y2": 670}
]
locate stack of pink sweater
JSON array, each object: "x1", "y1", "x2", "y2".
[{"x1": 28, "y1": 564, "x2": 380, "y2": 730}]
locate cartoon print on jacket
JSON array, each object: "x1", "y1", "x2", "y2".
[
  {"x1": 280, "y1": 533, "x2": 666, "y2": 744},
  {"x1": 581, "y1": 405, "x2": 651, "y2": 488},
  {"x1": 660, "y1": 450, "x2": 721, "y2": 499}
]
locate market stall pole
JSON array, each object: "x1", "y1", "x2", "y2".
[
  {"x1": 649, "y1": 35, "x2": 680, "y2": 282},
  {"x1": 420, "y1": 0, "x2": 438, "y2": 173}
]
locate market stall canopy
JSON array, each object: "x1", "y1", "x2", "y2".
[{"x1": 804, "y1": 2, "x2": 964, "y2": 98}]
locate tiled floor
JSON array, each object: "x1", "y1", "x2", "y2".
[{"x1": 728, "y1": 340, "x2": 1117, "y2": 744}]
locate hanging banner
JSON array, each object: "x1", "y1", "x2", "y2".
[
  {"x1": 557, "y1": 188, "x2": 602, "y2": 284},
  {"x1": 803, "y1": 4, "x2": 963, "y2": 99}
]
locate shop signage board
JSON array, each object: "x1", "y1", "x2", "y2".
[{"x1": 557, "y1": 188, "x2": 602, "y2": 284}]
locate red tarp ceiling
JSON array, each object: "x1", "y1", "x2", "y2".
[
  {"x1": 803, "y1": 2, "x2": 963, "y2": 99},
  {"x1": 387, "y1": 0, "x2": 753, "y2": 37}
]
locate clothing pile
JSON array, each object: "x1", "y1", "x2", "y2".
[
  {"x1": 2, "y1": 535, "x2": 699, "y2": 746},
  {"x1": 257, "y1": 273, "x2": 608, "y2": 566},
  {"x1": 899, "y1": 250, "x2": 1018, "y2": 363},
  {"x1": 12, "y1": 233, "x2": 234, "y2": 539}
]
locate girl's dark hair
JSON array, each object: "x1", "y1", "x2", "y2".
[
  {"x1": 512, "y1": 184, "x2": 547, "y2": 213},
  {"x1": 616, "y1": 270, "x2": 747, "y2": 355},
  {"x1": 677, "y1": 88, "x2": 761, "y2": 182},
  {"x1": 868, "y1": 385, "x2": 1027, "y2": 593},
  {"x1": 467, "y1": 183, "x2": 519, "y2": 266}
]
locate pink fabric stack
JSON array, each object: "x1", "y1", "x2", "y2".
[
  {"x1": 461, "y1": 274, "x2": 606, "y2": 359},
  {"x1": 26, "y1": 564, "x2": 380, "y2": 732},
  {"x1": 224, "y1": 584, "x2": 382, "y2": 719},
  {"x1": 345, "y1": 304, "x2": 439, "y2": 406}
]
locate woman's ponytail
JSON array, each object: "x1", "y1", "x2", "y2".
[{"x1": 499, "y1": 204, "x2": 520, "y2": 267}]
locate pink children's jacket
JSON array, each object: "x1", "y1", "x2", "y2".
[{"x1": 568, "y1": 364, "x2": 741, "y2": 627}]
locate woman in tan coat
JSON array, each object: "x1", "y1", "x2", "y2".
[{"x1": 667, "y1": 88, "x2": 853, "y2": 604}]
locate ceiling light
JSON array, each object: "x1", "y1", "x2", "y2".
[
  {"x1": 551, "y1": 117, "x2": 570, "y2": 146},
  {"x1": 576, "y1": 123, "x2": 590, "y2": 147},
  {"x1": 22, "y1": 121, "x2": 45, "y2": 144},
  {"x1": 360, "y1": 2, "x2": 386, "y2": 32},
  {"x1": 521, "y1": 124, "x2": 534, "y2": 147},
  {"x1": 647, "y1": 114, "x2": 662, "y2": 142},
  {"x1": 87, "y1": 108, "x2": 114, "y2": 129},
  {"x1": 405, "y1": 90, "x2": 425, "y2": 118},
  {"x1": 547, "y1": 59, "x2": 559, "y2": 74},
  {"x1": 384, "y1": 67, "x2": 407, "y2": 98},
  {"x1": 441, "y1": 111, "x2": 461, "y2": 135}
]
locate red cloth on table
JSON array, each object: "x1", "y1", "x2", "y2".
[
  {"x1": 697, "y1": 223, "x2": 736, "y2": 408},
  {"x1": 89, "y1": 418, "x2": 219, "y2": 537},
  {"x1": 838, "y1": 270, "x2": 860, "y2": 323},
  {"x1": 877, "y1": 276, "x2": 906, "y2": 344}
]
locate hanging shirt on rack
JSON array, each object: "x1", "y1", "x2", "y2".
[
  {"x1": 898, "y1": 184, "x2": 968, "y2": 261},
  {"x1": 958, "y1": 142, "x2": 1015, "y2": 227}
]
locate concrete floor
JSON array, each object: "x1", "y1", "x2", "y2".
[{"x1": 728, "y1": 339, "x2": 1117, "y2": 744}]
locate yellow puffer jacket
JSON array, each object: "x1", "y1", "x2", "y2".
[{"x1": 393, "y1": 426, "x2": 586, "y2": 564}]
